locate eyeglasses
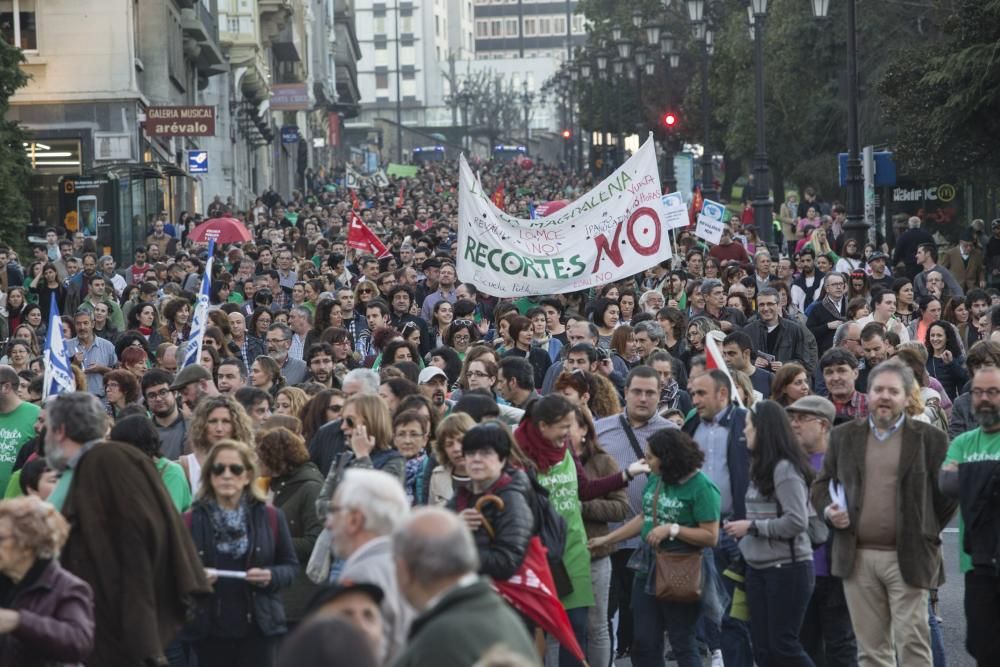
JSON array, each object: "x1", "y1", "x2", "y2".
[
  {"x1": 145, "y1": 388, "x2": 171, "y2": 401},
  {"x1": 344, "y1": 417, "x2": 359, "y2": 428},
  {"x1": 395, "y1": 430, "x2": 426, "y2": 440},
  {"x1": 787, "y1": 413, "x2": 821, "y2": 424},
  {"x1": 210, "y1": 463, "x2": 246, "y2": 476},
  {"x1": 467, "y1": 370, "x2": 491, "y2": 379},
  {"x1": 453, "y1": 335, "x2": 471, "y2": 343},
  {"x1": 453, "y1": 319, "x2": 474, "y2": 327},
  {"x1": 971, "y1": 388, "x2": 1000, "y2": 399},
  {"x1": 358, "y1": 288, "x2": 374, "y2": 295}
]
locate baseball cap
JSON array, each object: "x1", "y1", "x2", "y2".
[
  {"x1": 418, "y1": 366, "x2": 447, "y2": 385},
  {"x1": 786, "y1": 396, "x2": 836, "y2": 424},
  {"x1": 867, "y1": 251, "x2": 888, "y2": 263},
  {"x1": 168, "y1": 365, "x2": 212, "y2": 390},
  {"x1": 306, "y1": 581, "x2": 384, "y2": 614}
]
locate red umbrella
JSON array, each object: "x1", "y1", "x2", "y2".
[{"x1": 188, "y1": 217, "x2": 252, "y2": 244}]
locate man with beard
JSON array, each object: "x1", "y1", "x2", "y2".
[
  {"x1": 324, "y1": 468, "x2": 413, "y2": 662},
  {"x1": 45, "y1": 392, "x2": 209, "y2": 667},
  {"x1": 417, "y1": 367, "x2": 451, "y2": 418},
  {"x1": 948, "y1": 341, "x2": 1000, "y2": 439},
  {"x1": 169, "y1": 364, "x2": 219, "y2": 415},
  {"x1": 814, "y1": 361, "x2": 956, "y2": 667},
  {"x1": 307, "y1": 343, "x2": 337, "y2": 387},
  {"x1": 228, "y1": 310, "x2": 265, "y2": 373},
  {"x1": 64, "y1": 252, "x2": 100, "y2": 314},
  {"x1": 940, "y1": 365, "x2": 1000, "y2": 665},
  {"x1": 267, "y1": 322, "x2": 308, "y2": 385},
  {"x1": 419, "y1": 261, "x2": 457, "y2": 323},
  {"x1": 791, "y1": 248, "x2": 825, "y2": 313},
  {"x1": 141, "y1": 369, "x2": 189, "y2": 460}
]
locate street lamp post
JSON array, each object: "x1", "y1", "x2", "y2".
[
  {"x1": 687, "y1": 0, "x2": 716, "y2": 201},
  {"x1": 659, "y1": 33, "x2": 678, "y2": 193},
  {"x1": 750, "y1": 0, "x2": 774, "y2": 249},
  {"x1": 521, "y1": 80, "x2": 532, "y2": 155},
  {"x1": 812, "y1": 0, "x2": 864, "y2": 246}
]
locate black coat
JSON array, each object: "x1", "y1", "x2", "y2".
[
  {"x1": 805, "y1": 298, "x2": 846, "y2": 352},
  {"x1": 743, "y1": 318, "x2": 817, "y2": 377},
  {"x1": 184, "y1": 500, "x2": 299, "y2": 639},
  {"x1": 450, "y1": 470, "x2": 537, "y2": 580},
  {"x1": 308, "y1": 419, "x2": 347, "y2": 478}
]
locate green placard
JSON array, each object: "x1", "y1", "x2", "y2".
[{"x1": 387, "y1": 163, "x2": 419, "y2": 178}]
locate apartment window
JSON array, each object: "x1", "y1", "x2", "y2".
[
  {"x1": 400, "y1": 45, "x2": 415, "y2": 65},
  {"x1": 165, "y1": 8, "x2": 186, "y2": 89},
  {"x1": 475, "y1": 20, "x2": 488, "y2": 37},
  {"x1": 523, "y1": 18, "x2": 535, "y2": 36},
  {"x1": 401, "y1": 79, "x2": 417, "y2": 98},
  {"x1": 435, "y1": 16, "x2": 439, "y2": 36},
  {"x1": 374, "y1": 46, "x2": 388, "y2": 66},
  {"x1": 373, "y1": 15, "x2": 386, "y2": 34},
  {"x1": 0, "y1": 0, "x2": 36, "y2": 50},
  {"x1": 490, "y1": 19, "x2": 501, "y2": 36},
  {"x1": 375, "y1": 72, "x2": 389, "y2": 89},
  {"x1": 572, "y1": 15, "x2": 585, "y2": 34},
  {"x1": 400, "y1": 14, "x2": 412, "y2": 33},
  {"x1": 504, "y1": 19, "x2": 517, "y2": 37},
  {"x1": 538, "y1": 17, "x2": 550, "y2": 35},
  {"x1": 553, "y1": 17, "x2": 566, "y2": 35}
]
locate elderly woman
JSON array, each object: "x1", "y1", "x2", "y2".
[
  {"x1": 255, "y1": 427, "x2": 324, "y2": 626},
  {"x1": 183, "y1": 440, "x2": 298, "y2": 667},
  {"x1": 0, "y1": 496, "x2": 95, "y2": 666}
]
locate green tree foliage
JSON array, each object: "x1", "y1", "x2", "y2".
[
  {"x1": 0, "y1": 39, "x2": 29, "y2": 252},
  {"x1": 879, "y1": 0, "x2": 1000, "y2": 182}
]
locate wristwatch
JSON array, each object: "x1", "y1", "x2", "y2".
[
  {"x1": 748, "y1": 520, "x2": 760, "y2": 537},
  {"x1": 668, "y1": 523, "x2": 681, "y2": 540}
]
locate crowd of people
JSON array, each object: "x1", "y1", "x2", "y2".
[{"x1": 0, "y1": 154, "x2": 997, "y2": 667}]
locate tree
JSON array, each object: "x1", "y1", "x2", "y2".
[
  {"x1": 879, "y1": 0, "x2": 1000, "y2": 183},
  {"x1": 452, "y1": 69, "x2": 533, "y2": 151},
  {"x1": 0, "y1": 38, "x2": 30, "y2": 252}
]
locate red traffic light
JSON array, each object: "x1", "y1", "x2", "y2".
[
  {"x1": 663, "y1": 113, "x2": 678, "y2": 128},
  {"x1": 561, "y1": 129, "x2": 572, "y2": 139}
]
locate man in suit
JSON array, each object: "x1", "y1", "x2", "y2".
[
  {"x1": 940, "y1": 230, "x2": 985, "y2": 293},
  {"x1": 813, "y1": 359, "x2": 958, "y2": 666}
]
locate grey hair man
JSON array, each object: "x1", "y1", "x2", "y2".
[
  {"x1": 343, "y1": 368, "x2": 380, "y2": 397},
  {"x1": 699, "y1": 278, "x2": 747, "y2": 332},
  {"x1": 391, "y1": 507, "x2": 536, "y2": 666},
  {"x1": 325, "y1": 469, "x2": 413, "y2": 662},
  {"x1": 632, "y1": 320, "x2": 665, "y2": 362},
  {"x1": 813, "y1": 360, "x2": 957, "y2": 666}
]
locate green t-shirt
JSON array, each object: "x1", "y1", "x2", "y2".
[
  {"x1": 537, "y1": 450, "x2": 594, "y2": 610},
  {"x1": 944, "y1": 428, "x2": 1000, "y2": 573},
  {"x1": 0, "y1": 401, "x2": 40, "y2": 493},
  {"x1": 156, "y1": 457, "x2": 192, "y2": 512},
  {"x1": 640, "y1": 471, "x2": 721, "y2": 541}
]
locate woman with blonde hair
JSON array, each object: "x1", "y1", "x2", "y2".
[
  {"x1": 427, "y1": 411, "x2": 476, "y2": 506},
  {"x1": 182, "y1": 395, "x2": 255, "y2": 496},
  {"x1": 184, "y1": 440, "x2": 298, "y2": 666},
  {"x1": 0, "y1": 496, "x2": 95, "y2": 665},
  {"x1": 275, "y1": 386, "x2": 308, "y2": 419}
]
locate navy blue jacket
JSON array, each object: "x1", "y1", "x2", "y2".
[
  {"x1": 184, "y1": 500, "x2": 298, "y2": 638},
  {"x1": 683, "y1": 406, "x2": 751, "y2": 520}
]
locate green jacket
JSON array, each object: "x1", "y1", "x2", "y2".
[
  {"x1": 271, "y1": 461, "x2": 325, "y2": 622},
  {"x1": 390, "y1": 578, "x2": 537, "y2": 667}
]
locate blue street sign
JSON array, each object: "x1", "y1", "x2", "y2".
[
  {"x1": 187, "y1": 150, "x2": 208, "y2": 174},
  {"x1": 839, "y1": 151, "x2": 896, "y2": 187},
  {"x1": 281, "y1": 126, "x2": 299, "y2": 144}
]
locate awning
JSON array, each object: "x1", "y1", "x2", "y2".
[{"x1": 85, "y1": 161, "x2": 191, "y2": 180}]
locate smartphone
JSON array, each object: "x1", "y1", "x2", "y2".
[{"x1": 757, "y1": 352, "x2": 775, "y2": 364}]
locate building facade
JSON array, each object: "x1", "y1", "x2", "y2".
[
  {"x1": 8, "y1": 0, "x2": 360, "y2": 259},
  {"x1": 472, "y1": 0, "x2": 586, "y2": 60}
]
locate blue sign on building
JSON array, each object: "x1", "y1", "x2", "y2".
[
  {"x1": 281, "y1": 126, "x2": 299, "y2": 144},
  {"x1": 187, "y1": 150, "x2": 208, "y2": 174}
]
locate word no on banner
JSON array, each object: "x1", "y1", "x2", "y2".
[{"x1": 457, "y1": 136, "x2": 673, "y2": 298}]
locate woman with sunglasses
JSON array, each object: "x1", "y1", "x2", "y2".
[
  {"x1": 300, "y1": 389, "x2": 346, "y2": 445},
  {"x1": 183, "y1": 440, "x2": 298, "y2": 667},
  {"x1": 444, "y1": 319, "x2": 480, "y2": 360},
  {"x1": 353, "y1": 281, "x2": 380, "y2": 314}
]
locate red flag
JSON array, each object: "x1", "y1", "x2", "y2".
[
  {"x1": 493, "y1": 537, "x2": 586, "y2": 664},
  {"x1": 704, "y1": 332, "x2": 745, "y2": 408},
  {"x1": 689, "y1": 185, "x2": 703, "y2": 227},
  {"x1": 350, "y1": 189, "x2": 361, "y2": 211},
  {"x1": 347, "y1": 212, "x2": 391, "y2": 259},
  {"x1": 396, "y1": 185, "x2": 405, "y2": 208},
  {"x1": 491, "y1": 181, "x2": 506, "y2": 211}
]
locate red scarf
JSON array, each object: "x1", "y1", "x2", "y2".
[
  {"x1": 138, "y1": 326, "x2": 153, "y2": 337},
  {"x1": 514, "y1": 418, "x2": 567, "y2": 474}
]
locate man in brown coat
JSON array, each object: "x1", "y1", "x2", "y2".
[
  {"x1": 812, "y1": 360, "x2": 957, "y2": 667},
  {"x1": 940, "y1": 230, "x2": 985, "y2": 292}
]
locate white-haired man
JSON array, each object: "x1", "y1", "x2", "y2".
[{"x1": 325, "y1": 469, "x2": 412, "y2": 662}]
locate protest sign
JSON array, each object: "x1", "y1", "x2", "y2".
[
  {"x1": 695, "y1": 198, "x2": 727, "y2": 245},
  {"x1": 661, "y1": 192, "x2": 689, "y2": 230},
  {"x1": 387, "y1": 163, "x2": 419, "y2": 178},
  {"x1": 458, "y1": 135, "x2": 672, "y2": 298}
]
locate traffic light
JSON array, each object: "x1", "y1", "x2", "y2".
[
  {"x1": 561, "y1": 129, "x2": 572, "y2": 139},
  {"x1": 662, "y1": 112, "x2": 678, "y2": 129}
]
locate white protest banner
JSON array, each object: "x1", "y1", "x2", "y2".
[
  {"x1": 458, "y1": 135, "x2": 671, "y2": 298},
  {"x1": 372, "y1": 168, "x2": 390, "y2": 188},
  {"x1": 661, "y1": 192, "x2": 689, "y2": 230},
  {"x1": 345, "y1": 166, "x2": 361, "y2": 189},
  {"x1": 695, "y1": 198, "x2": 727, "y2": 245}
]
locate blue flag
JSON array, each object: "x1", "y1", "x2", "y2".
[
  {"x1": 43, "y1": 292, "x2": 74, "y2": 399},
  {"x1": 181, "y1": 241, "x2": 215, "y2": 368}
]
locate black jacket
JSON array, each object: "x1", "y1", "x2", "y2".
[
  {"x1": 805, "y1": 297, "x2": 847, "y2": 352},
  {"x1": 450, "y1": 470, "x2": 537, "y2": 580},
  {"x1": 743, "y1": 317, "x2": 817, "y2": 377},
  {"x1": 308, "y1": 419, "x2": 347, "y2": 478},
  {"x1": 184, "y1": 500, "x2": 298, "y2": 639},
  {"x1": 892, "y1": 228, "x2": 935, "y2": 278}
]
